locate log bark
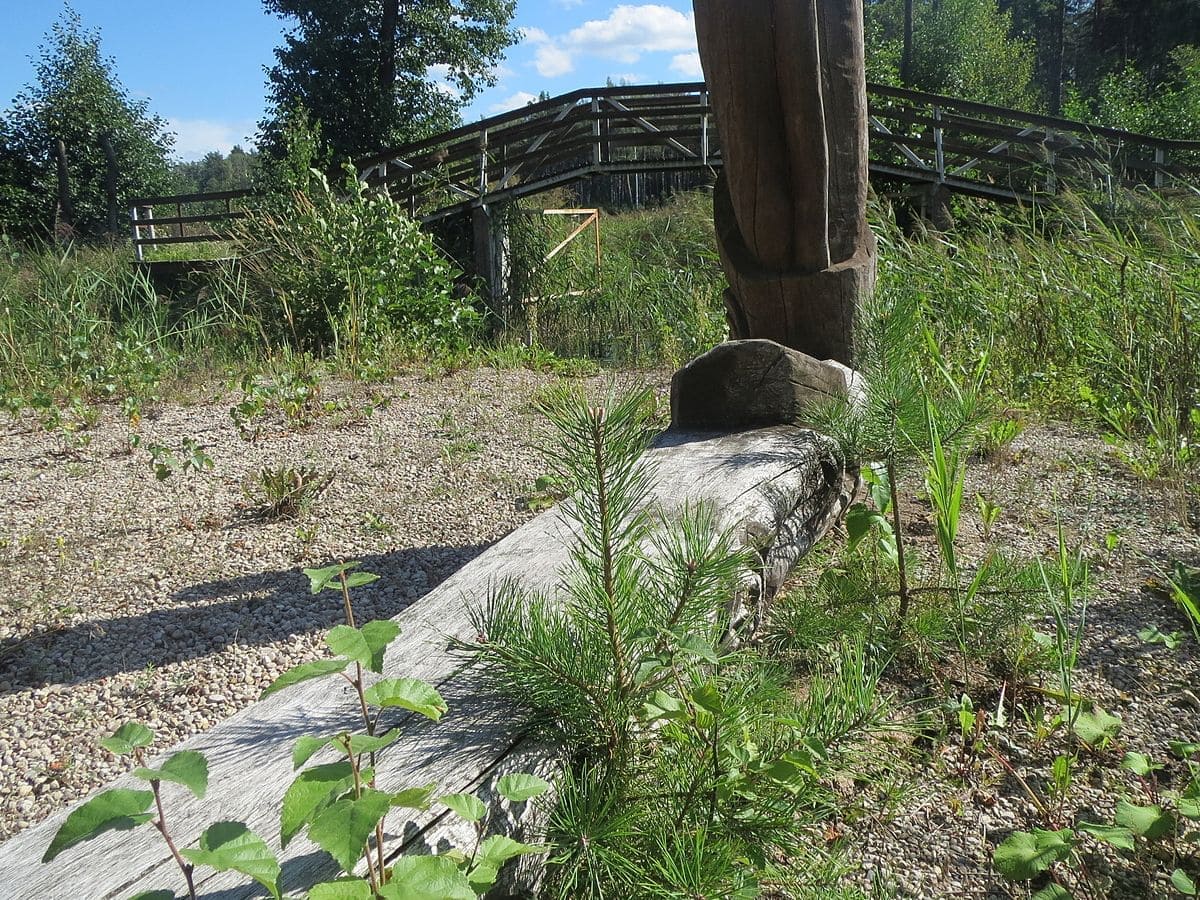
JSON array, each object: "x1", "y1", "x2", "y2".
[{"x1": 693, "y1": 0, "x2": 876, "y2": 365}]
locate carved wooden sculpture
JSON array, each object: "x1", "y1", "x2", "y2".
[{"x1": 694, "y1": 0, "x2": 875, "y2": 364}]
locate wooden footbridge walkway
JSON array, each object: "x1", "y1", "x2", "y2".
[{"x1": 130, "y1": 80, "x2": 1200, "y2": 259}]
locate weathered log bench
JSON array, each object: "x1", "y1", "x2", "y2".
[{"x1": 0, "y1": 423, "x2": 848, "y2": 899}]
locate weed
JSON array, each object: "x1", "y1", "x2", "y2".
[
  {"x1": 251, "y1": 464, "x2": 332, "y2": 519},
  {"x1": 44, "y1": 562, "x2": 550, "y2": 898}
]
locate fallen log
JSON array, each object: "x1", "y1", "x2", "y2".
[{"x1": 0, "y1": 424, "x2": 848, "y2": 898}]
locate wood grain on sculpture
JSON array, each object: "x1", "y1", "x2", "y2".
[{"x1": 693, "y1": 0, "x2": 876, "y2": 366}]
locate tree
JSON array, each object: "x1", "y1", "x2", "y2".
[
  {"x1": 172, "y1": 146, "x2": 260, "y2": 195},
  {"x1": 259, "y1": 0, "x2": 518, "y2": 163},
  {"x1": 0, "y1": 8, "x2": 174, "y2": 240},
  {"x1": 866, "y1": 0, "x2": 1038, "y2": 109}
]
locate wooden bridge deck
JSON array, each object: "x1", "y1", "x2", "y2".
[{"x1": 130, "y1": 81, "x2": 1200, "y2": 259}]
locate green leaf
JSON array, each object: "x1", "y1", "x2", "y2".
[
  {"x1": 992, "y1": 829, "x2": 1075, "y2": 881},
  {"x1": 1171, "y1": 741, "x2": 1200, "y2": 759},
  {"x1": 261, "y1": 658, "x2": 350, "y2": 699},
  {"x1": 496, "y1": 773, "x2": 550, "y2": 803},
  {"x1": 642, "y1": 690, "x2": 688, "y2": 723},
  {"x1": 1172, "y1": 868, "x2": 1197, "y2": 896},
  {"x1": 99, "y1": 722, "x2": 154, "y2": 756},
  {"x1": 294, "y1": 735, "x2": 330, "y2": 769},
  {"x1": 327, "y1": 621, "x2": 400, "y2": 673},
  {"x1": 1121, "y1": 752, "x2": 1161, "y2": 777},
  {"x1": 341, "y1": 729, "x2": 401, "y2": 756},
  {"x1": 1071, "y1": 706, "x2": 1122, "y2": 746},
  {"x1": 1078, "y1": 821, "x2": 1136, "y2": 851},
  {"x1": 128, "y1": 892, "x2": 176, "y2": 900},
  {"x1": 308, "y1": 788, "x2": 392, "y2": 874},
  {"x1": 846, "y1": 503, "x2": 889, "y2": 552},
  {"x1": 475, "y1": 834, "x2": 545, "y2": 871},
  {"x1": 362, "y1": 678, "x2": 447, "y2": 720},
  {"x1": 691, "y1": 683, "x2": 725, "y2": 716},
  {"x1": 1179, "y1": 794, "x2": 1200, "y2": 821},
  {"x1": 343, "y1": 572, "x2": 380, "y2": 590},
  {"x1": 1031, "y1": 885, "x2": 1073, "y2": 900},
  {"x1": 304, "y1": 562, "x2": 364, "y2": 594},
  {"x1": 307, "y1": 878, "x2": 373, "y2": 900},
  {"x1": 676, "y1": 633, "x2": 719, "y2": 664},
  {"x1": 378, "y1": 856, "x2": 475, "y2": 899},
  {"x1": 133, "y1": 751, "x2": 209, "y2": 799},
  {"x1": 281, "y1": 762, "x2": 356, "y2": 848},
  {"x1": 389, "y1": 782, "x2": 438, "y2": 810},
  {"x1": 180, "y1": 822, "x2": 281, "y2": 900},
  {"x1": 1114, "y1": 799, "x2": 1175, "y2": 839},
  {"x1": 467, "y1": 862, "x2": 500, "y2": 893},
  {"x1": 43, "y1": 788, "x2": 155, "y2": 862},
  {"x1": 439, "y1": 792, "x2": 486, "y2": 822}
]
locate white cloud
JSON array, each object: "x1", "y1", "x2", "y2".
[
  {"x1": 489, "y1": 91, "x2": 540, "y2": 114},
  {"x1": 519, "y1": 5, "x2": 698, "y2": 80},
  {"x1": 534, "y1": 42, "x2": 575, "y2": 78},
  {"x1": 555, "y1": 0, "x2": 584, "y2": 7},
  {"x1": 166, "y1": 119, "x2": 254, "y2": 161},
  {"x1": 566, "y1": 5, "x2": 695, "y2": 62},
  {"x1": 669, "y1": 51, "x2": 703, "y2": 78},
  {"x1": 608, "y1": 73, "x2": 645, "y2": 85}
]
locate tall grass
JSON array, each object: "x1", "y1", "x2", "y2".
[
  {"x1": 0, "y1": 242, "x2": 262, "y2": 413},
  {"x1": 503, "y1": 191, "x2": 728, "y2": 367},
  {"x1": 872, "y1": 190, "x2": 1200, "y2": 475}
]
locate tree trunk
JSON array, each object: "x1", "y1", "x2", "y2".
[
  {"x1": 380, "y1": 0, "x2": 399, "y2": 119},
  {"x1": 1050, "y1": 0, "x2": 1066, "y2": 115},
  {"x1": 901, "y1": 0, "x2": 915, "y2": 87},
  {"x1": 99, "y1": 131, "x2": 120, "y2": 237},
  {"x1": 693, "y1": 0, "x2": 875, "y2": 365},
  {"x1": 54, "y1": 138, "x2": 74, "y2": 238}
]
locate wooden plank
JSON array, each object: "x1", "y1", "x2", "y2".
[
  {"x1": 130, "y1": 188, "x2": 255, "y2": 207},
  {"x1": 0, "y1": 425, "x2": 847, "y2": 899}
]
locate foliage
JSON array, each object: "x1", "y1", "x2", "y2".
[
  {"x1": 993, "y1": 745, "x2": 1200, "y2": 896},
  {"x1": 505, "y1": 192, "x2": 728, "y2": 367},
  {"x1": 1063, "y1": 46, "x2": 1200, "y2": 139},
  {"x1": 870, "y1": 192, "x2": 1200, "y2": 481},
  {"x1": 44, "y1": 562, "x2": 548, "y2": 898},
  {"x1": 258, "y1": 0, "x2": 517, "y2": 162},
  {"x1": 866, "y1": 0, "x2": 1039, "y2": 108},
  {"x1": 466, "y1": 387, "x2": 897, "y2": 897},
  {"x1": 251, "y1": 464, "x2": 333, "y2": 519},
  {"x1": 0, "y1": 242, "x2": 261, "y2": 419},
  {"x1": 233, "y1": 170, "x2": 475, "y2": 359},
  {"x1": 0, "y1": 7, "x2": 174, "y2": 240},
  {"x1": 172, "y1": 147, "x2": 259, "y2": 196}
]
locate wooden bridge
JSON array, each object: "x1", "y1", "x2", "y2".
[{"x1": 130, "y1": 80, "x2": 1200, "y2": 258}]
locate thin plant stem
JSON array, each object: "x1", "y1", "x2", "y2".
[{"x1": 151, "y1": 780, "x2": 198, "y2": 900}]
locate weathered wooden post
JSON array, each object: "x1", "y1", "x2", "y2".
[{"x1": 692, "y1": 0, "x2": 876, "y2": 365}]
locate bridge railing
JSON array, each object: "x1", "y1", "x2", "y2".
[
  {"x1": 357, "y1": 83, "x2": 718, "y2": 222},
  {"x1": 128, "y1": 188, "x2": 254, "y2": 262},
  {"x1": 127, "y1": 83, "x2": 1200, "y2": 259},
  {"x1": 359, "y1": 81, "x2": 1200, "y2": 220},
  {"x1": 866, "y1": 83, "x2": 1200, "y2": 203}
]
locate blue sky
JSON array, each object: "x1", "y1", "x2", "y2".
[{"x1": 0, "y1": 1, "x2": 701, "y2": 161}]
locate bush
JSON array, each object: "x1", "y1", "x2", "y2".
[{"x1": 234, "y1": 170, "x2": 478, "y2": 362}]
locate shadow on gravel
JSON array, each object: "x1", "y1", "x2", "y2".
[{"x1": 0, "y1": 541, "x2": 493, "y2": 693}]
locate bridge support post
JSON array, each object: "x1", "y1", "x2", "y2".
[{"x1": 472, "y1": 203, "x2": 511, "y2": 327}]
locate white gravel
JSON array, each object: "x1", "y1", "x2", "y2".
[{"x1": 0, "y1": 365, "x2": 663, "y2": 843}]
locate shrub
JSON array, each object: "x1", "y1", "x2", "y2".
[{"x1": 234, "y1": 170, "x2": 478, "y2": 362}]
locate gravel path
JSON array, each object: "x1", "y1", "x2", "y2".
[{"x1": 0, "y1": 365, "x2": 661, "y2": 843}]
